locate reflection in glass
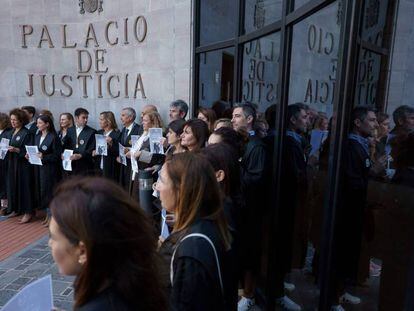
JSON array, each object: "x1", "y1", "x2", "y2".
[
  {"x1": 200, "y1": 0, "x2": 237, "y2": 46},
  {"x1": 360, "y1": 0, "x2": 389, "y2": 48},
  {"x1": 241, "y1": 33, "x2": 280, "y2": 114},
  {"x1": 355, "y1": 49, "x2": 383, "y2": 107},
  {"x1": 275, "y1": 2, "x2": 340, "y2": 309},
  {"x1": 243, "y1": 0, "x2": 282, "y2": 34},
  {"x1": 198, "y1": 48, "x2": 235, "y2": 113}
]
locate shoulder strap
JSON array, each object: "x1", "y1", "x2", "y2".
[{"x1": 170, "y1": 233, "x2": 224, "y2": 295}]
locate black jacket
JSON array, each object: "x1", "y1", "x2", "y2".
[
  {"x1": 65, "y1": 125, "x2": 96, "y2": 174},
  {"x1": 95, "y1": 129, "x2": 122, "y2": 182},
  {"x1": 34, "y1": 132, "x2": 62, "y2": 209},
  {"x1": 119, "y1": 123, "x2": 141, "y2": 192},
  {"x1": 163, "y1": 219, "x2": 235, "y2": 311},
  {"x1": 75, "y1": 287, "x2": 133, "y2": 311},
  {"x1": 0, "y1": 128, "x2": 12, "y2": 199}
]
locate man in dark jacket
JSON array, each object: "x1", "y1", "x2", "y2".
[
  {"x1": 65, "y1": 108, "x2": 96, "y2": 175},
  {"x1": 232, "y1": 103, "x2": 267, "y2": 311},
  {"x1": 118, "y1": 107, "x2": 141, "y2": 193},
  {"x1": 21, "y1": 106, "x2": 38, "y2": 135}
]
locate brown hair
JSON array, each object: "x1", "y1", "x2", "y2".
[
  {"x1": 50, "y1": 177, "x2": 167, "y2": 310},
  {"x1": 9, "y1": 108, "x2": 29, "y2": 126},
  {"x1": 0, "y1": 113, "x2": 11, "y2": 130},
  {"x1": 143, "y1": 111, "x2": 164, "y2": 129},
  {"x1": 183, "y1": 119, "x2": 209, "y2": 151},
  {"x1": 198, "y1": 107, "x2": 217, "y2": 132},
  {"x1": 59, "y1": 113, "x2": 74, "y2": 130},
  {"x1": 165, "y1": 153, "x2": 231, "y2": 250},
  {"x1": 39, "y1": 109, "x2": 54, "y2": 122},
  {"x1": 100, "y1": 111, "x2": 118, "y2": 130},
  {"x1": 213, "y1": 118, "x2": 232, "y2": 130}
]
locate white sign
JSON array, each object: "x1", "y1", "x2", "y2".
[
  {"x1": 62, "y1": 149, "x2": 74, "y2": 171},
  {"x1": 1, "y1": 275, "x2": 53, "y2": 311},
  {"x1": 149, "y1": 128, "x2": 164, "y2": 154},
  {"x1": 25, "y1": 146, "x2": 42, "y2": 166},
  {"x1": 95, "y1": 134, "x2": 108, "y2": 156},
  {"x1": 0, "y1": 138, "x2": 9, "y2": 160}
]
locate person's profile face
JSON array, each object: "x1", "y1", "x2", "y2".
[
  {"x1": 180, "y1": 125, "x2": 197, "y2": 149},
  {"x1": 120, "y1": 110, "x2": 133, "y2": 126},
  {"x1": 99, "y1": 115, "x2": 108, "y2": 130},
  {"x1": 292, "y1": 109, "x2": 308, "y2": 133},
  {"x1": 404, "y1": 113, "x2": 414, "y2": 130},
  {"x1": 167, "y1": 129, "x2": 179, "y2": 145},
  {"x1": 378, "y1": 118, "x2": 390, "y2": 137},
  {"x1": 10, "y1": 115, "x2": 21, "y2": 129},
  {"x1": 231, "y1": 107, "x2": 247, "y2": 131},
  {"x1": 60, "y1": 115, "x2": 70, "y2": 129},
  {"x1": 359, "y1": 111, "x2": 378, "y2": 137},
  {"x1": 155, "y1": 165, "x2": 176, "y2": 213},
  {"x1": 142, "y1": 114, "x2": 152, "y2": 131},
  {"x1": 169, "y1": 107, "x2": 181, "y2": 121},
  {"x1": 208, "y1": 133, "x2": 222, "y2": 146},
  {"x1": 37, "y1": 119, "x2": 48, "y2": 132},
  {"x1": 76, "y1": 113, "x2": 88, "y2": 127},
  {"x1": 197, "y1": 112, "x2": 208, "y2": 124},
  {"x1": 48, "y1": 218, "x2": 83, "y2": 276}
]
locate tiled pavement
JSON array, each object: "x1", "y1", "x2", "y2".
[{"x1": 0, "y1": 236, "x2": 74, "y2": 310}]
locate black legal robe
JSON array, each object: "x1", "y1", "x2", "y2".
[
  {"x1": 119, "y1": 123, "x2": 141, "y2": 192},
  {"x1": 165, "y1": 219, "x2": 235, "y2": 311},
  {"x1": 34, "y1": 132, "x2": 62, "y2": 210},
  {"x1": 26, "y1": 122, "x2": 38, "y2": 136},
  {"x1": 6, "y1": 127, "x2": 35, "y2": 214},
  {"x1": 278, "y1": 134, "x2": 308, "y2": 275},
  {"x1": 65, "y1": 125, "x2": 96, "y2": 175},
  {"x1": 239, "y1": 134, "x2": 267, "y2": 270},
  {"x1": 335, "y1": 138, "x2": 371, "y2": 280},
  {"x1": 95, "y1": 129, "x2": 121, "y2": 182},
  {"x1": 0, "y1": 128, "x2": 12, "y2": 200}
]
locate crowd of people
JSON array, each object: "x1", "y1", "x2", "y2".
[{"x1": 0, "y1": 100, "x2": 413, "y2": 310}]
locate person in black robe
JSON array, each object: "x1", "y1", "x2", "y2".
[
  {"x1": 6, "y1": 109, "x2": 35, "y2": 223},
  {"x1": 0, "y1": 113, "x2": 11, "y2": 214},
  {"x1": 94, "y1": 111, "x2": 121, "y2": 182},
  {"x1": 21, "y1": 105, "x2": 38, "y2": 135},
  {"x1": 330, "y1": 106, "x2": 384, "y2": 308},
  {"x1": 64, "y1": 108, "x2": 96, "y2": 175},
  {"x1": 33, "y1": 115, "x2": 62, "y2": 225},
  {"x1": 118, "y1": 107, "x2": 141, "y2": 193},
  {"x1": 273, "y1": 103, "x2": 309, "y2": 309},
  {"x1": 231, "y1": 104, "x2": 267, "y2": 310}
]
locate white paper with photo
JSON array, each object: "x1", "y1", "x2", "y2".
[
  {"x1": 149, "y1": 128, "x2": 164, "y2": 154},
  {"x1": 25, "y1": 145, "x2": 42, "y2": 166},
  {"x1": 160, "y1": 209, "x2": 170, "y2": 239},
  {"x1": 1, "y1": 274, "x2": 53, "y2": 311},
  {"x1": 62, "y1": 149, "x2": 73, "y2": 171},
  {"x1": 95, "y1": 134, "x2": 108, "y2": 156},
  {"x1": 119, "y1": 143, "x2": 127, "y2": 166},
  {"x1": 0, "y1": 138, "x2": 9, "y2": 160},
  {"x1": 130, "y1": 135, "x2": 141, "y2": 174}
]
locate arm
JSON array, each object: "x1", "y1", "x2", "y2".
[{"x1": 42, "y1": 137, "x2": 62, "y2": 164}]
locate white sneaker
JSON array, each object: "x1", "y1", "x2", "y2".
[
  {"x1": 284, "y1": 282, "x2": 296, "y2": 292},
  {"x1": 238, "y1": 296, "x2": 255, "y2": 311},
  {"x1": 339, "y1": 292, "x2": 361, "y2": 305},
  {"x1": 331, "y1": 305, "x2": 345, "y2": 311},
  {"x1": 276, "y1": 296, "x2": 302, "y2": 311}
]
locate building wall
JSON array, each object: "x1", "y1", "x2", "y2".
[
  {"x1": 386, "y1": 0, "x2": 414, "y2": 115},
  {"x1": 0, "y1": 0, "x2": 193, "y2": 128}
]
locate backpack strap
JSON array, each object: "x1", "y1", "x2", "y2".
[{"x1": 170, "y1": 233, "x2": 224, "y2": 294}]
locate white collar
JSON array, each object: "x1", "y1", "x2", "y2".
[{"x1": 126, "y1": 123, "x2": 134, "y2": 132}]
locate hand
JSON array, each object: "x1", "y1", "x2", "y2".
[
  {"x1": 371, "y1": 155, "x2": 387, "y2": 176},
  {"x1": 124, "y1": 147, "x2": 130, "y2": 155},
  {"x1": 126, "y1": 151, "x2": 132, "y2": 159},
  {"x1": 134, "y1": 150, "x2": 142, "y2": 159},
  {"x1": 37, "y1": 153, "x2": 43, "y2": 159},
  {"x1": 70, "y1": 154, "x2": 82, "y2": 161},
  {"x1": 8, "y1": 146, "x2": 20, "y2": 153},
  {"x1": 116, "y1": 156, "x2": 121, "y2": 163},
  {"x1": 145, "y1": 165, "x2": 160, "y2": 173},
  {"x1": 106, "y1": 136, "x2": 113, "y2": 145},
  {"x1": 165, "y1": 214, "x2": 175, "y2": 226},
  {"x1": 25, "y1": 153, "x2": 29, "y2": 160},
  {"x1": 161, "y1": 137, "x2": 167, "y2": 148},
  {"x1": 92, "y1": 150, "x2": 97, "y2": 157}
]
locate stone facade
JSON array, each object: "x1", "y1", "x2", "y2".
[{"x1": 0, "y1": 0, "x2": 193, "y2": 128}]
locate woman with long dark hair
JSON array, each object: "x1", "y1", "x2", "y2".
[
  {"x1": 156, "y1": 153, "x2": 234, "y2": 310},
  {"x1": 180, "y1": 119, "x2": 209, "y2": 152},
  {"x1": 6, "y1": 108, "x2": 35, "y2": 223},
  {"x1": 0, "y1": 113, "x2": 11, "y2": 215},
  {"x1": 32, "y1": 114, "x2": 62, "y2": 226},
  {"x1": 48, "y1": 177, "x2": 167, "y2": 311}
]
